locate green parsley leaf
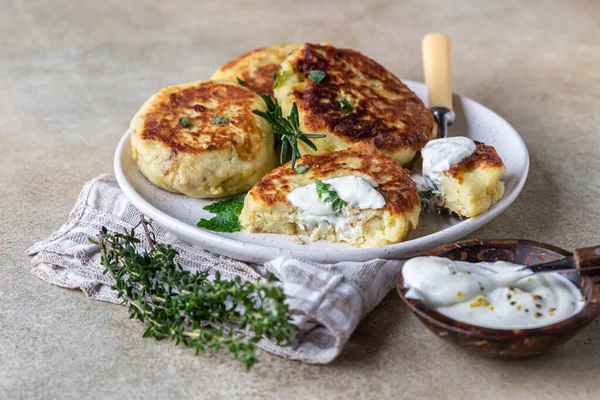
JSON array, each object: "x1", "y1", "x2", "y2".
[
  {"x1": 418, "y1": 190, "x2": 435, "y2": 200},
  {"x1": 178, "y1": 117, "x2": 192, "y2": 128},
  {"x1": 273, "y1": 67, "x2": 283, "y2": 89},
  {"x1": 210, "y1": 115, "x2": 229, "y2": 125},
  {"x1": 307, "y1": 70, "x2": 326, "y2": 83},
  {"x1": 315, "y1": 179, "x2": 348, "y2": 212},
  {"x1": 196, "y1": 194, "x2": 245, "y2": 232},
  {"x1": 295, "y1": 165, "x2": 310, "y2": 174},
  {"x1": 236, "y1": 77, "x2": 247, "y2": 86},
  {"x1": 340, "y1": 98, "x2": 353, "y2": 114}
]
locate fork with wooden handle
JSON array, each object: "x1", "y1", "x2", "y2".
[
  {"x1": 422, "y1": 33, "x2": 454, "y2": 138},
  {"x1": 519, "y1": 246, "x2": 600, "y2": 276}
]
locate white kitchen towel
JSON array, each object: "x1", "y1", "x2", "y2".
[{"x1": 26, "y1": 174, "x2": 405, "y2": 364}]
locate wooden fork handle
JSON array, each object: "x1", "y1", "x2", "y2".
[
  {"x1": 422, "y1": 33, "x2": 453, "y2": 110},
  {"x1": 573, "y1": 246, "x2": 600, "y2": 274}
]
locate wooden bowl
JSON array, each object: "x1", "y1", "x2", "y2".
[{"x1": 397, "y1": 239, "x2": 600, "y2": 359}]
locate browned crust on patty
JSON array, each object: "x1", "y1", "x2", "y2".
[
  {"x1": 291, "y1": 43, "x2": 435, "y2": 152},
  {"x1": 138, "y1": 81, "x2": 262, "y2": 161},
  {"x1": 219, "y1": 46, "x2": 279, "y2": 96},
  {"x1": 447, "y1": 142, "x2": 505, "y2": 181},
  {"x1": 219, "y1": 47, "x2": 266, "y2": 71},
  {"x1": 237, "y1": 63, "x2": 279, "y2": 97},
  {"x1": 249, "y1": 142, "x2": 420, "y2": 214},
  {"x1": 215, "y1": 44, "x2": 297, "y2": 97}
]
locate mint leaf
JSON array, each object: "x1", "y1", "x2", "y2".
[
  {"x1": 307, "y1": 70, "x2": 326, "y2": 83},
  {"x1": 340, "y1": 98, "x2": 353, "y2": 114},
  {"x1": 210, "y1": 115, "x2": 229, "y2": 125},
  {"x1": 295, "y1": 165, "x2": 310, "y2": 174},
  {"x1": 314, "y1": 179, "x2": 347, "y2": 212},
  {"x1": 178, "y1": 117, "x2": 192, "y2": 128},
  {"x1": 197, "y1": 194, "x2": 246, "y2": 232}
]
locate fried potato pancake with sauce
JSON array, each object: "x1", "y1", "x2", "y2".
[
  {"x1": 239, "y1": 143, "x2": 421, "y2": 248},
  {"x1": 130, "y1": 80, "x2": 278, "y2": 198},
  {"x1": 440, "y1": 142, "x2": 506, "y2": 217},
  {"x1": 211, "y1": 44, "x2": 299, "y2": 97},
  {"x1": 274, "y1": 43, "x2": 436, "y2": 165}
]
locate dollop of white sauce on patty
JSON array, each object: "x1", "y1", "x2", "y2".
[
  {"x1": 287, "y1": 175, "x2": 385, "y2": 215},
  {"x1": 410, "y1": 173, "x2": 430, "y2": 192},
  {"x1": 402, "y1": 256, "x2": 586, "y2": 329},
  {"x1": 421, "y1": 136, "x2": 476, "y2": 185}
]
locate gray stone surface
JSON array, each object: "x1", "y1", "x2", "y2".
[{"x1": 1, "y1": 0, "x2": 599, "y2": 398}]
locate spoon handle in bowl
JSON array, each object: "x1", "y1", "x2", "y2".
[{"x1": 573, "y1": 246, "x2": 600, "y2": 273}]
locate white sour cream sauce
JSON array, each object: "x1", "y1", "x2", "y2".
[
  {"x1": 286, "y1": 175, "x2": 385, "y2": 235},
  {"x1": 421, "y1": 136, "x2": 477, "y2": 185},
  {"x1": 288, "y1": 175, "x2": 385, "y2": 215},
  {"x1": 402, "y1": 256, "x2": 585, "y2": 329},
  {"x1": 412, "y1": 136, "x2": 477, "y2": 209}
]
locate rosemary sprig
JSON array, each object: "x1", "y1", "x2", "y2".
[
  {"x1": 252, "y1": 95, "x2": 325, "y2": 168},
  {"x1": 89, "y1": 218, "x2": 297, "y2": 369}
]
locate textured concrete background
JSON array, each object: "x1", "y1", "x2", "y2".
[{"x1": 2, "y1": 0, "x2": 599, "y2": 398}]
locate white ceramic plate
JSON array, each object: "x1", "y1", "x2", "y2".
[{"x1": 115, "y1": 81, "x2": 529, "y2": 263}]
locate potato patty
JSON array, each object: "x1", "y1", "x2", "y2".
[
  {"x1": 240, "y1": 143, "x2": 421, "y2": 248},
  {"x1": 130, "y1": 80, "x2": 278, "y2": 198},
  {"x1": 211, "y1": 44, "x2": 299, "y2": 97},
  {"x1": 274, "y1": 43, "x2": 436, "y2": 165},
  {"x1": 441, "y1": 142, "x2": 506, "y2": 217}
]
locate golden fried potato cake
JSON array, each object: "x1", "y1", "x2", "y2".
[
  {"x1": 130, "y1": 80, "x2": 278, "y2": 198},
  {"x1": 240, "y1": 143, "x2": 420, "y2": 248},
  {"x1": 441, "y1": 142, "x2": 506, "y2": 217},
  {"x1": 274, "y1": 43, "x2": 436, "y2": 165},
  {"x1": 211, "y1": 44, "x2": 299, "y2": 97},
  {"x1": 413, "y1": 138, "x2": 506, "y2": 217}
]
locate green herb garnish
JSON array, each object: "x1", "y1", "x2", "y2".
[
  {"x1": 196, "y1": 194, "x2": 245, "y2": 232},
  {"x1": 295, "y1": 165, "x2": 310, "y2": 174},
  {"x1": 210, "y1": 115, "x2": 229, "y2": 125},
  {"x1": 252, "y1": 95, "x2": 325, "y2": 168},
  {"x1": 178, "y1": 117, "x2": 192, "y2": 128},
  {"x1": 307, "y1": 70, "x2": 326, "y2": 83},
  {"x1": 418, "y1": 190, "x2": 435, "y2": 200},
  {"x1": 236, "y1": 77, "x2": 247, "y2": 86},
  {"x1": 340, "y1": 98, "x2": 353, "y2": 114},
  {"x1": 89, "y1": 218, "x2": 296, "y2": 370},
  {"x1": 273, "y1": 67, "x2": 282, "y2": 89},
  {"x1": 269, "y1": 72, "x2": 276, "y2": 79},
  {"x1": 315, "y1": 179, "x2": 348, "y2": 212}
]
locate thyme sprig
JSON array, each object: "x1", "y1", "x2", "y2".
[
  {"x1": 252, "y1": 95, "x2": 325, "y2": 168},
  {"x1": 89, "y1": 217, "x2": 297, "y2": 369}
]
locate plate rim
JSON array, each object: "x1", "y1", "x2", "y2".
[{"x1": 114, "y1": 80, "x2": 529, "y2": 263}]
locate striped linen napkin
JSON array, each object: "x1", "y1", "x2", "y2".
[{"x1": 26, "y1": 174, "x2": 404, "y2": 364}]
